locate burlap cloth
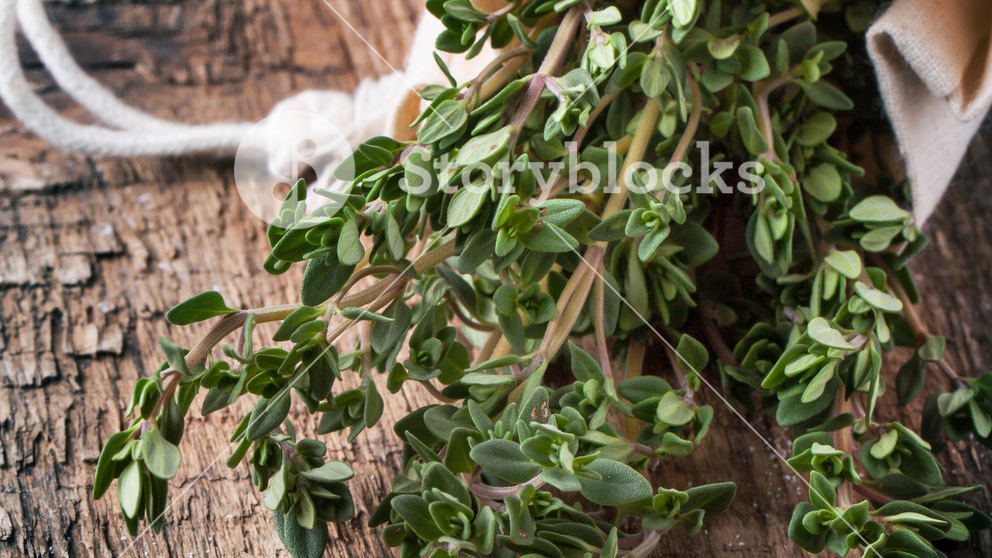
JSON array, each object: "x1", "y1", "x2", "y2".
[{"x1": 867, "y1": 0, "x2": 992, "y2": 224}]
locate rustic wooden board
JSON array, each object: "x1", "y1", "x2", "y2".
[{"x1": 0, "y1": 2, "x2": 988, "y2": 557}]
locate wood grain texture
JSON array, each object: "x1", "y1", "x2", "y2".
[{"x1": 0, "y1": 2, "x2": 989, "y2": 557}]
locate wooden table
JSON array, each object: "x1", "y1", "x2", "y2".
[{"x1": 0, "y1": 1, "x2": 989, "y2": 557}]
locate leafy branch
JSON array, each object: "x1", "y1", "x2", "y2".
[{"x1": 94, "y1": 1, "x2": 991, "y2": 557}]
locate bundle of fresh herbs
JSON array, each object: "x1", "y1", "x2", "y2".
[{"x1": 93, "y1": 1, "x2": 992, "y2": 557}]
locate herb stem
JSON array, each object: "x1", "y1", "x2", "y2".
[
  {"x1": 467, "y1": 474, "x2": 545, "y2": 500},
  {"x1": 853, "y1": 483, "x2": 895, "y2": 505},
  {"x1": 593, "y1": 274, "x2": 616, "y2": 381},
  {"x1": 766, "y1": 6, "x2": 807, "y2": 28},
  {"x1": 420, "y1": 379, "x2": 456, "y2": 403},
  {"x1": 539, "y1": 246, "x2": 602, "y2": 358},
  {"x1": 623, "y1": 342, "x2": 646, "y2": 438},
  {"x1": 485, "y1": 0, "x2": 524, "y2": 22},
  {"x1": 334, "y1": 265, "x2": 401, "y2": 305},
  {"x1": 449, "y1": 300, "x2": 498, "y2": 332},
  {"x1": 509, "y1": 8, "x2": 583, "y2": 137},
  {"x1": 465, "y1": 46, "x2": 530, "y2": 107},
  {"x1": 628, "y1": 529, "x2": 664, "y2": 558},
  {"x1": 665, "y1": 73, "x2": 703, "y2": 171},
  {"x1": 702, "y1": 307, "x2": 739, "y2": 367},
  {"x1": 833, "y1": 395, "x2": 855, "y2": 508},
  {"x1": 475, "y1": 329, "x2": 504, "y2": 366},
  {"x1": 603, "y1": 97, "x2": 661, "y2": 219},
  {"x1": 663, "y1": 344, "x2": 693, "y2": 401}
]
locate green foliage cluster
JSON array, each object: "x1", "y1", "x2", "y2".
[{"x1": 95, "y1": 1, "x2": 991, "y2": 557}]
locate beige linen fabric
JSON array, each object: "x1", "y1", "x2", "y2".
[{"x1": 868, "y1": 0, "x2": 992, "y2": 224}]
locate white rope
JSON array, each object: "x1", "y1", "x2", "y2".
[
  {"x1": 14, "y1": 0, "x2": 241, "y2": 134},
  {"x1": 0, "y1": 0, "x2": 406, "y2": 158},
  {"x1": 0, "y1": 0, "x2": 246, "y2": 154}
]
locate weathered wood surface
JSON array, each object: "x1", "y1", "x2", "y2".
[{"x1": 0, "y1": 2, "x2": 988, "y2": 557}]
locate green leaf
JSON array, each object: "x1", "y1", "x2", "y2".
[
  {"x1": 577, "y1": 459, "x2": 652, "y2": 506},
  {"x1": 422, "y1": 461, "x2": 472, "y2": 506},
  {"x1": 918, "y1": 335, "x2": 945, "y2": 362},
  {"x1": 118, "y1": 460, "x2": 143, "y2": 519},
  {"x1": 802, "y1": 361, "x2": 837, "y2": 403},
  {"x1": 667, "y1": 222, "x2": 719, "y2": 266},
  {"x1": 896, "y1": 356, "x2": 925, "y2": 406},
  {"x1": 371, "y1": 299, "x2": 412, "y2": 354},
  {"x1": 807, "y1": 317, "x2": 854, "y2": 350},
  {"x1": 569, "y1": 342, "x2": 604, "y2": 381},
  {"x1": 751, "y1": 210, "x2": 775, "y2": 263},
  {"x1": 456, "y1": 126, "x2": 512, "y2": 166},
  {"x1": 301, "y1": 461, "x2": 355, "y2": 484},
  {"x1": 797, "y1": 112, "x2": 836, "y2": 146},
  {"x1": 506, "y1": 14, "x2": 538, "y2": 49},
  {"x1": 296, "y1": 490, "x2": 316, "y2": 530},
  {"x1": 736, "y1": 46, "x2": 770, "y2": 81},
  {"x1": 166, "y1": 291, "x2": 237, "y2": 326},
  {"x1": 392, "y1": 495, "x2": 444, "y2": 541},
  {"x1": 670, "y1": 0, "x2": 697, "y2": 27},
  {"x1": 707, "y1": 35, "x2": 740, "y2": 60},
  {"x1": 799, "y1": 80, "x2": 854, "y2": 110},
  {"x1": 824, "y1": 250, "x2": 861, "y2": 280},
  {"x1": 640, "y1": 58, "x2": 670, "y2": 98},
  {"x1": 337, "y1": 218, "x2": 365, "y2": 266},
  {"x1": 682, "y1": 481, "x2": 737, "y2": 518},
  {"x1": 541, "y1": 467, "x2": 582, "y2": 492},
  {"x1": 246, "y1": 394, "x2": 292, "y2": 441},
  {"x1": 460, "y1": 373, "x2": 516, "y2": 386},
  {"x1": 675, "y1": 334, "x2": 708, "y2": 374},
  {"x1": 789, "y1": 502, "x2": 827, "y2": 553},
  {"x1": 588, "y1": 6, "x2": 622, "y2": 27},
  {"x1": 590, "y1": 209, "x2": 633, "y2": 242},
  {"x1": 465, "y1": 354, "x2": 530, "y2": 373},
  {"x1": 854, "y1": 282, "x2": 903, "y2": 313},
  {"x1": 618, "y1": 376, "x2": 671, "y2": 403},
  {"x1": 142, "y1": 426, "x2": 181, "y2": 480},
  {"x1": 938, "y1": 388, "x2": 974, "y2": 416},
  {"x1": 661, "y1": 432, "x2": 694, "y2": 456},
  {"x1": 601, "y1": 527, "x2": 619, "y2": 558},
  {"x1": 160, "y1": 337, "x2": 189, "y2": 376},
  {"x1": 364, "y1": 380, "x2": 384, "y2": 427},
  {"x1": 736, "y1": 106, "x2": 770, "y2": 155},
  {"x1": 539, "y1": 199, "x2": 586, "y2": 226},
  {"x1": 519, "y1": 223, "x2": 579, "y2": 253},
  {"x1": 273, "y1": 510, "x2": 329, "y2": 558},
  {"x1": 870, "y1": 429, "x2": 899, "y2": 459},
  {"x1": 970, "y1": 399, "x2": 992, "y2": 438},
  {"x1": 300, "y1": 255, "x2": 354, "y2": 306},
  {"x1": 93, "y1": 430, "x2": 131, "y2": 499},
  {"x1": 418, "y1": 100, "x2": 468, "y2": 145},
  {"x1": 339, "y1": 306, "x2": 393, "y2": 323},
  {"x1": 403, "y1": 148, "x2": 437, "y2": 197},
  {"x1": 849, "y1": 196, "x2": 909, "y2": 223},
  {"x1": 273, "y1": 306, "x2": 324, "y2": 342},
  {"x1": 469, "y1": 439, "x2": 542, "y2": 483},
  {"x1": 447, "y1": 184, "x2": 490, "y2": 228},
  {"x1": 802, "y1": 163, "x2": 842, "y2": 203},
  {"x1": 657, "y1": 391, "x2": 695, "y2": 426}
]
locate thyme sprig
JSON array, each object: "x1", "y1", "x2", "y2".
[{"x1": 95, "y1": 1, "x2": 991, "y2": 557}]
